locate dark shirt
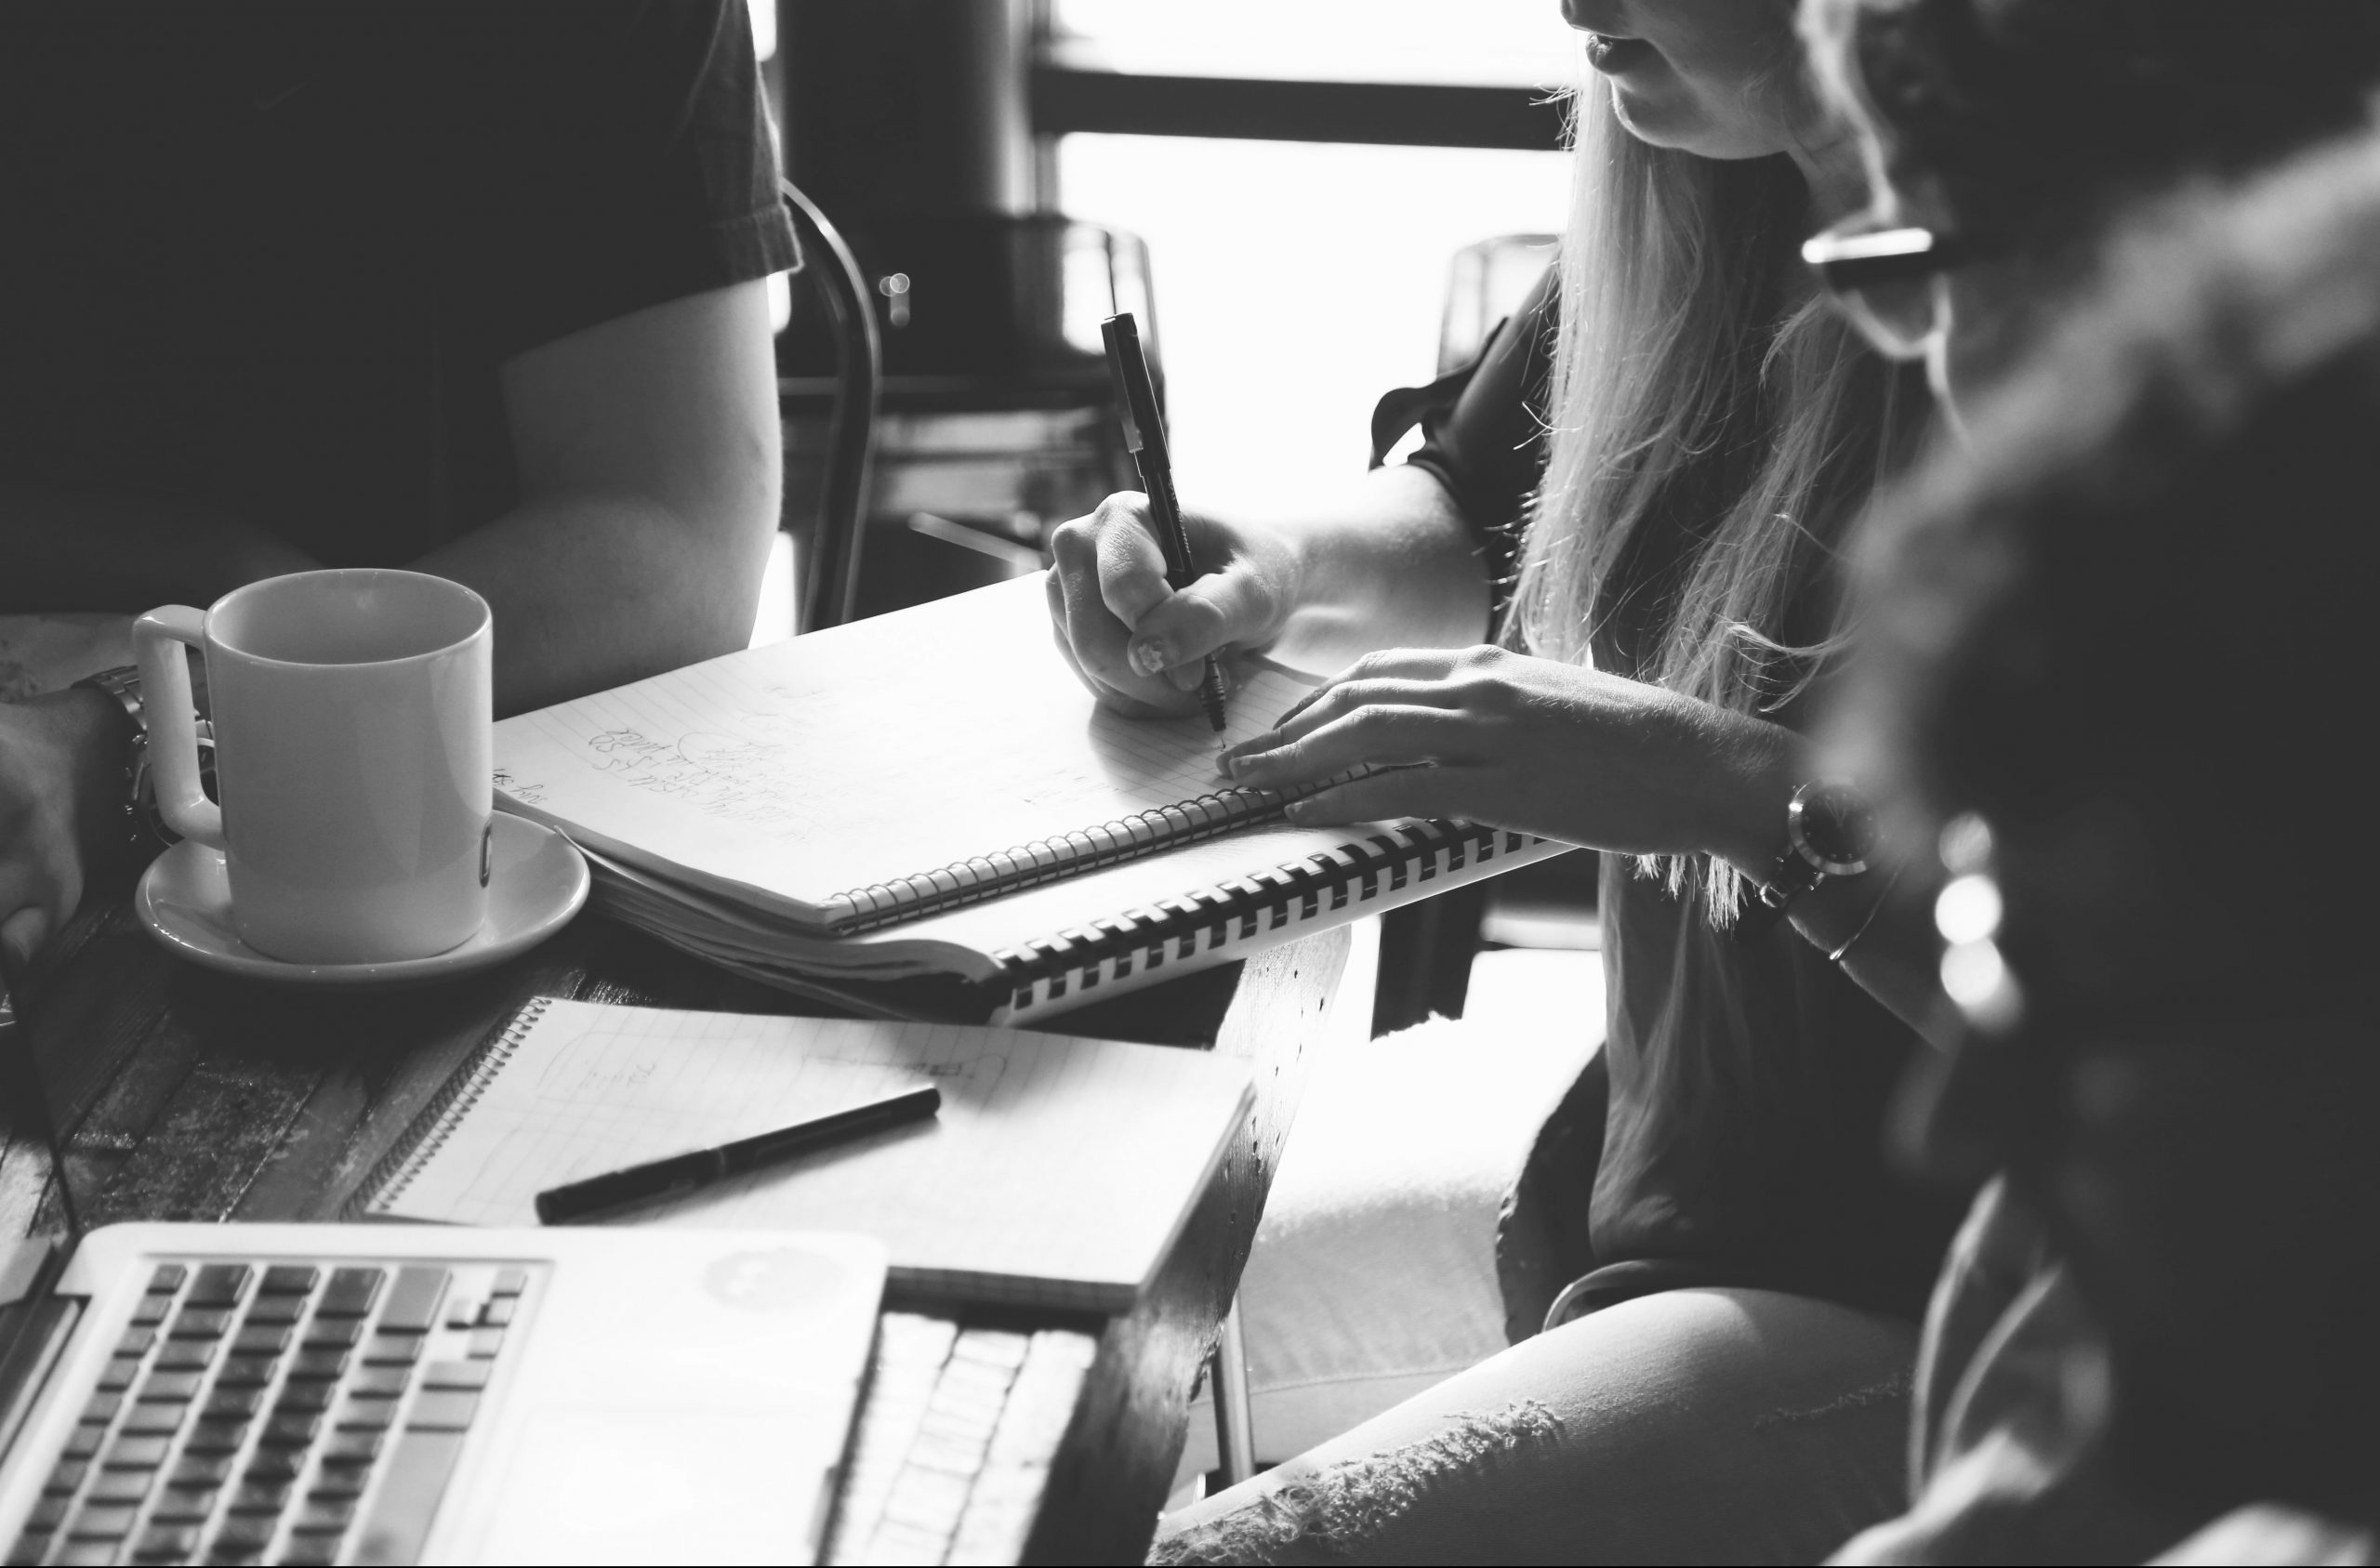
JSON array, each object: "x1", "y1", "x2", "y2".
[
  {"x1": 0, "y1": 0, "x2": 795, "y2": 570},
  {"x1": 1378, "y1": 270, "x2": 1956, "y2": 1322}
]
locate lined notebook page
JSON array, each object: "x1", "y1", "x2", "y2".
[
  {"x1": 492, "y1": 574, "x2": 1316, "y2": 926},
  {"x1": 372, "y1": 999, "x2": 1253, "y2": 1311}
]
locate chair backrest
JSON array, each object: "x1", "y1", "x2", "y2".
[{"x1": 779, "y1": 180, "x2": 882, "y2": 633}]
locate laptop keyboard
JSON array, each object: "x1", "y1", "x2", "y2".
[{"x1": 9, "y1": 1258, "x2": 536, "y2": 1567}]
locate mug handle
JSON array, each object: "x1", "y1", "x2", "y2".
[{"x1": 132, "y1": 606, "x2": 225, "y2": 851}]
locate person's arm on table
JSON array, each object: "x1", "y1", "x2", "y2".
[
  {"x1": 415, "y1": 279, "x2": 782, "y2": 718},
  {"x1": 1218, "y1": 648, "x2": 1955, "y2": 1046}
]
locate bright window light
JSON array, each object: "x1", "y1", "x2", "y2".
[
  {"x1": 1058, "y1": 135, "x2": 1570, "y2": 523},
  {"x1": 1052, "y1": 0, "x2": 1579, "y2": 87}
]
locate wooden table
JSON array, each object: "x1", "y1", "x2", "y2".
[{"x1": 0, "y1": 893, "x2": 1353, "y2": 1564}]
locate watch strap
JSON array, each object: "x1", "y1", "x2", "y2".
[
  {"x1": 71, "y1": 665, "x2": 145, "y2": 734},
  {"x1": 1733, "y1": 853, "x2": 1822, "y2": 945}
]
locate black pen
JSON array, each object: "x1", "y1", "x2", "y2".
[
  {"x1": 1100, "y1": 311, "x2": 1230, "y2": 735},
  {"x1": 534, "y1": 1082, "x2": 942, "y2": 1225}
]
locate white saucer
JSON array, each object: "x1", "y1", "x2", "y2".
[{"x1": 135, "y1": 813, "x2": 589, "y2": 986}]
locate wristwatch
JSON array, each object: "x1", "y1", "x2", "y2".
[
  {"x1": 70, "y1": 665, "x2": 208, "y2": 857},
  {"x1": 1733, "y1": 776, "x2": 1877, "y2": 944}
]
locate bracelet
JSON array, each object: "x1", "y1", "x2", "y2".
[{"x1": 1826, "y1": 863, "x2": 1905, "y2": 965}]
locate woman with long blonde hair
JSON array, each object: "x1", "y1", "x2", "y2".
[{"x1": 1051, "y1": 1, "x2": 1950, "y2": 1558}]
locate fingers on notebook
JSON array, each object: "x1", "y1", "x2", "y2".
[
  {"x1": 1285, "y1": 763, "x2": 1457, "y2": 825},
  {"x1": 1229, "y1": 708, "x2": 1465, "y2": 791}
]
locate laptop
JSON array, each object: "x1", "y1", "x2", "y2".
[{"x1": 0, "y1": 986, "x2": 888, "y2": 1567}]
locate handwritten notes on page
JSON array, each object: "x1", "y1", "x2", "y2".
[
  {"x1": 492, "y1": 573, "x2": 1317, "y2": 929},
  {"x1": 372, "y1": 999, "x2": 1253, "y2": 1310}
]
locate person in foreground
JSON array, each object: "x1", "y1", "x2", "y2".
[
  {"x1": 1824, "y1": 123, "x2": 2380, "y2": 1561},
  {"x1": 0, "y1": 0, "x2": 788, "y2": 972}
]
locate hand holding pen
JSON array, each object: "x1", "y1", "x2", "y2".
[{"x1": 1098, "y1": 314, "x2": 1231, "y2": 736}]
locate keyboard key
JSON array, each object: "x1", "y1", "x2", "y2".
[
  {"x1": 261, "y1": 1412, "x2": 322, "y2": 1448},
  {"x1": 477, "y1": 1297, "x2": 517, "y2": 1327},
  {"x1": 126, "y1": 1294, "x2": 175, "y2": 1328},
  {"x1": 287, "y1": 1349, "x2": 347, "y2": 1381},
  {"x1": 352, "y1": 1430, "x2": 464, "y2": 1566},
  {"x1": 359, "y1": 1335, "x2": 420, "y2": 1366},
  {"x1": 467, "y1": 1328, "x2": 505, "y2": 1359},
  {"x1": 317, "y1": 1268, "x2": 383, "y2": 1319},
  {"x1": 292, "y1": 1499, "x2": 354, "y2": 1534},
  {"x1": 44, "y1": 1459, "x2": 87, "y2": 1495},
  {"x1": 238, "y1": 1295, "x2": 303, "y2": 1325},
  {"x1": 229, "y1": 1325, "x2": 290, "y2": 1358},
  {"x1": 489, "y1": 1268, "x2": 527, "y2": 1298},
  {"x1": 242, "y1": 1447, "x2": 302, "y2": 1482},
  {"x1": 61, "y1": 1423, "x2": 108, "y2": 1459},
  {"x1": 182, "y1": 1421, "x2": 247, "y2": 1456},
  {"x1": 113, "y1": 1327, "x2": 157, "y2": 1357},
  {"x1": 299, "y1": 1319, "x2": 362, "y2": 1350},
  {"x1": 170, "y1": 1455, "x2": 232, "y2": 1488},
  {"x1": 168, "y1": 1308, "x2": 231, "y2": 1340},
  {"x1": 349, "y1": 1367, "x2": 410, "y2": 1400},
  {"x1": 214, "y1": 1356, "x2": 275, "y2": 1388},
  {"x1": 25, "y1": 1500, "x2": 66, "y2": 1532},
  {"x1": 404, "y1": 1391, "x2": 480, "y2": 1431},
  {"x1": 132, "y1": 1522, "x2": 200, "y2": 1561},
  {"x1": 420, "y1": 1361, "x2": 491, "y2": 1391},
  {"x1": 65, "y1": 1503, "x2": 136, "y2": 1539},
  {"x1": 137, "y1": 1371, "x2": 203, "y2": 1403},
  {"x1": 153, "y1": 1340, "x2": 218, "y2": 1373},
  {"x1": 145, "y1": 1265, "x2": 188, "y2": 1296},
  {"x1": 227, "y1": 1480, "x2": 289, "y2": 1515},
  {"x1": 204, "y1": 1388, "x2": 264, "y2": 1420},
  {"x1": 376, "y1": 1268, "x2": 449, "y2": 1335},
  {"x1": 79, "y1": 1392, "x2": 120, "y2": 1424},
  {"x1": 334, "y1": 1401, "x2": 394, "y2": 1431},
  {"x1": 306, "y1": 1467, "x2": 367, "y2": 1500},
  {"x1": 272, "y1": 1382, "x2": 333, "y2": 1415},
  {"x1": 186, "y1": 1265, "x2": 251, "y2": 1309},
  {"x1": 279, "y1": 1541, "x2": 341, "y2": 1566},
  {"x1": 86, "y1": 1469, "x2": 152, "y2": 1506},
  {"x1": 444, "y1": 1298, "x2": 480, "y2": 1330},
  {"x1": 258, "y1": 1265, "x2": 318, "y2": 1297},
  {"x1": 4, "y1": 1535, "x2": 51, "y2": 1568},
  {"x1": 119, "y1": 1402, "x2": 186, "y2": 1436},
  {"x1": 54, "y1": 1543, "x2": 114, "y2": 1567},
  {"x1": 96, "y1": 1355, "x2": 142, "y2": 1392},
  {"x1": 212, "y1": 1514, "x2": 275, "y2": 1553},
  {"x1": 102, "y1": 1436, "x2": 170, "y2": 1469},
  {"x1": 323, "y1": 1430, "x2": 384, "y2": 1466},
  {"x1": 150, "y1": 1486, "x2": 217, "y2": 1522}
]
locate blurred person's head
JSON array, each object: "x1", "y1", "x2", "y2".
[
  {"x1": 1521, "y1": 0, "x2": 1924, "y2": 923},
  {"x1": 1801, "y1": 0, "x2": 2380, "y2": 409},
  {"x1": 1830, "y1": 130, "x2": 2380, "y2": 1524}
]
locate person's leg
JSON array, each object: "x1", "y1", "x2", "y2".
[{"x1": 1153, "y1": 1287, "x2": 1918, "y2": 1566}]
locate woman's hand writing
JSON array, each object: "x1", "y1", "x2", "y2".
[{"x1": 1220, "y1": 645, "x2": 1799, "y2": 869}]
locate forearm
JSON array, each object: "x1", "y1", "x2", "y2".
[
  {"x1": 1263, "y1": 465, "x2": 1494, "y2": 671},
  {"x1": 410, "y1": 490, "x2": 776, "y2": 718},
  {"x1": 0, "y1": 488, "x2": 318, "y2": 613}
]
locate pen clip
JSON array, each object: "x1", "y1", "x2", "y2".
[{"x1": 1100, "y1": 313, "x2": 1166, "y2": 465}]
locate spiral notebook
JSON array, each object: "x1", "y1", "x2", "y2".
[
  {"x1": 356, "y1": 997, "x2": 1255, "y2": 1311},
  {"x1": 493, "y1": 574, "x2": 1573, "y2": 1021}
]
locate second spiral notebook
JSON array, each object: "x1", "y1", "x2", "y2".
[{"x1": 494, "y1": 573, "x2": 1572, "y2": 1021}]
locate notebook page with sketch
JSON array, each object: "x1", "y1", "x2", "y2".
[
  {"x1": 360, "y1": 998, "x2": 1255, "y2": 1311},
  {"x1": 493, "y1": 574, "x2": 1342, "y2": 933}
]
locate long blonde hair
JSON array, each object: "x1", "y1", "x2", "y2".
[{"x1": 1510, "y1": 64, "x2": 1917, "y2": 921}]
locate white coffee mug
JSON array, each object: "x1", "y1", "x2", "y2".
[{"x1": 134, "y1": 569, "x2": 494, "y2": 966}]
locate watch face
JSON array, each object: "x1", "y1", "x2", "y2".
[{"x1": 1792, "y1": 779, "x2": 1877, "y2": 876}]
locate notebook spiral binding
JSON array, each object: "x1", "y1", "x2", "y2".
[
  {"x1": 985, "y1": 819, "x2": 1536, "y2": 1017},
  {"x1": 820, "y1": 776, "x2": 1357, "y2": 935},
  {"x1": 344, "y1": 995, "x2": 558, "y2": 1219}
]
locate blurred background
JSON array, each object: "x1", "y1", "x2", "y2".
[{"x1": 755, "y1": 0, "x2": 1576, "y2": 633}]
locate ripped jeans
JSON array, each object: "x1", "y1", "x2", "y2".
[{"x1": 1151, "y1": 1287, "x2": 1917, "y2": 1565}]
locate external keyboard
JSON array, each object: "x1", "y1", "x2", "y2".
[{"x1": 9, "y1": 1257, "x2": 535, "y2": 1567}]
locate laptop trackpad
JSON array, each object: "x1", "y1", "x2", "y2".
[{"x1": 465, "y1": 1406, "x2": 833, "y2": 1565}]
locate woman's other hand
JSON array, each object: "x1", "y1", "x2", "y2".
[
  {"x1": 1044, "y1": 492, "x2": 1303, "y2": 718},
  {"x1": 1220, "y1": 645, "x2": 1797, "y2": 867}
]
